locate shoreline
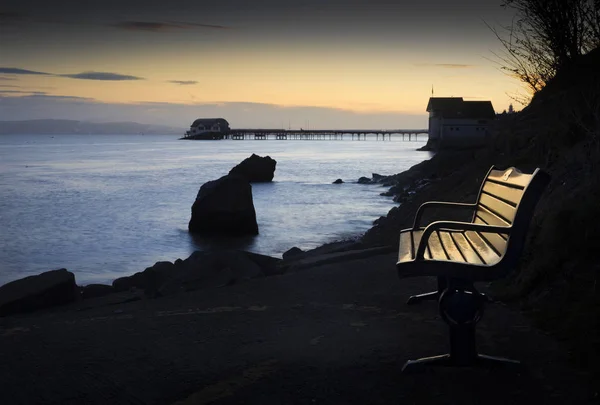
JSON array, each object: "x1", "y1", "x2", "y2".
[
  {"x1": 0, "y1": 152, "x2": 434, "y2": 311},
  {"x1": 90, "y1": 154, "x2": 437, "y2": 289},
  {"x1": 0, "y1": 136, "x2": 429, "y2": 288}
]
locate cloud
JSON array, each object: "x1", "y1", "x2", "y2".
[
  {"x1": 112, "y1": 21, "x2": 183, "y2": 32},
  {"x1": 168, "y1": 80, "x2": 198, "y2": 85},
  {"x1": 174, "y1": 21, "x2": 229, "y2": 30},
  {"x1": 0, "y1": 76, "x2": 17, "y2": 81},
  {"x1": 1, "y1": 66, "x2": 144, "y2": 81},
  {"x1": 113, "y1": 21, "x2": 228, "y2": 32},
  {"x1": 435, "y1": 64, "x2": 475, "y2": 69},
  {"x1": 23, "y1": 94, "x2": 95, "y2": 101},
  {"x1": 0, "y1": 90, "x2": 47, "y2": 95},
  {"x1": 0, "y1": 84, "x2": 19, "y2": 88},
  {"x1": 0, "y1": 67, "x2": 50, "y2": 75},
  {"x1": 414, "y1": 63, "x2": 476, "y2": 69},
  {"x1": 59, "y1": 71, "x2": 144, "y2": 81}
]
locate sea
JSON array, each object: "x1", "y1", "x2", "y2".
[{"x1": 0, "y1": 134, "x2": 432, "y2": 286}]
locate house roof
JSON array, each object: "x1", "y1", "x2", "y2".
[
  {"x1": 426, "y1": 97, "x2": 495, "y2": 119},
  {"x1": 426, "y1": 97, "x2": 464, "y2": 112},
  {"x1": 191, "y1": 118, "x2": 230, "y2": 128},
  {"x1": 461, "y1": 101, "x2": 496, "y2": 119}
]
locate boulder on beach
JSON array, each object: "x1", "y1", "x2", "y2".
[
  {"x1": 283, "y1": 246, "x2": 304, "y2": 260},
  {"x1": 228, "y1": 153, "x2": 277, "y2": 182},
  {"x1": 332, "y1": 179, "x2": 344, "y2": 184},
  {"x1": 112, "y1": 250, "x2": 281, "y2": 296},
  {"x1": 189, "y1": 174, "x2": 259, "y2": 235},
  {"x1": 81, "y1": 284, "x2": 114, "y2": 300},
  {"x1": 159, "y1": 250, "x2": 264, "y2": 295},
  {"x1": 112, "y1": 261, "x2": 175, "y2": 295},
  {"x1": 0, "y1": 269, "x2": 79, "y2": 316}
]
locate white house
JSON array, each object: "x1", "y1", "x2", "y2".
[
  {"x1": 185, "y1": 118, "x2": 230, "y2": 138},
  {"x1": 426, "y1": 97, "x2": 495, "y2": 149}
]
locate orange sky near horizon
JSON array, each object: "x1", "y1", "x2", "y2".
[{"x1": 0, "y1": 0, "x2": 524, "y2": 127}]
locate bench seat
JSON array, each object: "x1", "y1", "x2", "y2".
[
  {"x1": 397, "y1": 227, "x2": 507, "y2": 281},
  {"x1": 397, "y1": 166, "x2": 550, "y2": 283}
]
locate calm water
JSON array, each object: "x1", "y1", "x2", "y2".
[{"x1": 0, "y1": 134, "x2": 431, "y2": 285}]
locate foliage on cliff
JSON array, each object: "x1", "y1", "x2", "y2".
[{"x1": 491, "y1": 0, "x2": 599, "y2": 100}]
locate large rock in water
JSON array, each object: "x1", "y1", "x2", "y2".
[
  {"x1": 228, "y1": 153, "x2": 277, "y2": 182},
  {"x1": 189, "y1": 174, "x2": 259, "y2": 235},
  {"x1": 0, "y1": 269, "x2": 78, "y2": 316}
]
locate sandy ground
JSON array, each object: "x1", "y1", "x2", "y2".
[{"x1": 0, "y1": 252, "x2": 596, "y2": 405}]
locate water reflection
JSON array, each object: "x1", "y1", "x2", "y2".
[{"x1": 188, "y1": 232, "x2": 258, "y2": 253}]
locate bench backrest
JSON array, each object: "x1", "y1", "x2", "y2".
[{"x1": 471, "y1": 166, "x2": 550, "y2": 268}]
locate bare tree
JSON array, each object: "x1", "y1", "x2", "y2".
[
  {"x1": 583, "y1": 0, "x2": 600, "y2": 48},
  {"x1": 489, "y1": 0, "x2": 597, "y2": 99}
]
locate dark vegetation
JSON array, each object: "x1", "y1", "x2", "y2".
[
  {"x1": 362, "y1": 45, "x2": 600, "y2": 382},
  {"x1": 490, "y1": 0, "x2": 600, "y2": 102}
]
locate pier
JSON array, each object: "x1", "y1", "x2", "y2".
[{"x1": 183, "y1": 128, "x2": 429, "y2": 141}]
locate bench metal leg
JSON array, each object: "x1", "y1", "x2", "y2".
[
  {"x1": 407, "y1": 277, "x2": 491, "y2": 305},
  {"x1": 406, "y1": 277, "x2": 446, "y2": 305},
  {"x1": 407, "y1": 291, "x2": 491, "y2": 305},
  {"x1": 403, "y1": 323, "x2": 520, "y2": 372},
  {"x1": 403, "y1": 282, "x2": 519, "y2": 372},
  {"x1": 402, "y1": 353, "x2": 520, "y2": 372},
  {"x1": 406, "y1": 290, "x2": 439, "y2": 305}
]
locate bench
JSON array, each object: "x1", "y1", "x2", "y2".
[{"x1": 396, "y1": 166, "x2": 550, "y2": 371}]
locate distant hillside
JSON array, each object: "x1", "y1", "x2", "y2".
[{"x1": 0, "y1": 119, "x2": 186, "y2": 135}]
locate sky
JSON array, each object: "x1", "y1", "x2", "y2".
[{"x1": 0, "y1": 0, "x2": 521, "y2": 129}]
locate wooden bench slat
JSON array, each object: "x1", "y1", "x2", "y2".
[
  {"x1": 482, "y1": 182, "x2": 524, "y2": 206},
  {"x1": 487, "y1": 168, "x2": 532, "y2": 189},
  {"x1": 478, "y1": 193, "x2": 517, "y2": 224},
  {"x1": 480, "y1": 232, "x2": 509, "y2": 256},
  {"x1": 464, "y1": 231, "x2": 502, "y2": 265},
  {"x1": 474, "y1": 206, "x2": 511, "y2": 227},
  {"x1": 448, "y1": 231, "x2": 484, "y2": 265},
  {"x1": 398, "y1": 230, "x2": 426, "y2": 262},
  {"x1": 398, "y1": 230, "x2": 414, "y2": 262},
  {"x1": 427, "y1": 231, "x2": 448, "y2": 261},
  {"x1": 438, "y1": 231, "x2": 467, "y2": 263}
]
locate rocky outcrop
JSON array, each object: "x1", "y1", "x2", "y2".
[
  {"x1": 228, "y1": 154, "x2": 277, "y2": 182},
  {"x1": 333, "y1": 179, "x2": 344, "y2": 184},
  {"x1": 112, "y1": 261, "x2": 175, "y2": 295},
  {"x1": 81, "y1": 284, "x2": 114, "y2": 300},
  {"x1": 357, "y1": 173, "x2": 388, "y2": 185},
  {"x1": 159, "y1": 250, "x2": 263, "y2": 295},
  {"x1": 112, "y1": 250, "x2": 282, "y2": 296},
  {"x1": 371, "y1": 173, "x2": 386, "y2": 183},
  {"x1": 0, "y1": 269, "x2": 79, "y2": 316},
  {"x1": 189, "y1": 174, "x2": 259, "y2": 235},
  {"x1": 283, "y1": 246, "x2": 304, "y2": 260}
]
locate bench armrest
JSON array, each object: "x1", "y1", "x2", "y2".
[
  {"x1": 415, "y1": 221, "x2": 511, "y2": 260},
  {"x1": 413, "y1": 201, "x2": 477, "y2": 229}
]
